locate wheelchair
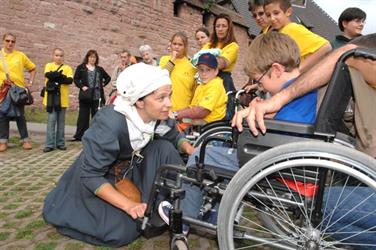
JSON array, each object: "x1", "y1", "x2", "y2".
[
  {"x1": 185, "y1": 88, "x2": 255, "y2": 147},
  {"x1": 141, "y1": 48, "x2": 376, "y2": 250}
]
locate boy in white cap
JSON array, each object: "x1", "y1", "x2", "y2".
[{"x1": 172, "y1": 53, "x2": 227, "y2": 130}]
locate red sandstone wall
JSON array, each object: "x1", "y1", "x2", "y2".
[{"x1": 0, "y1": 0, "x2": 249, "y2": 109}]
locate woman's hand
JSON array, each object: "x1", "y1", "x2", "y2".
[
  {"x1": 82, "y1": 86, "x2": 89, "y2": 91},
  {"x1": 124, "y1": 201, "x2": 147, "y2": 219}
]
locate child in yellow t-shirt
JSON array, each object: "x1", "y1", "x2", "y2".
[
  {"x1": 172, "y1": 53, "x2": 227, "y2": 125},
  {"x1": 264, "y1": 0, "x2": 331, "y2": 73}
]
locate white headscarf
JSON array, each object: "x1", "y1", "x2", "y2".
[{"x1": 113, "y1": 63, "x2": 171, "y2": 151}]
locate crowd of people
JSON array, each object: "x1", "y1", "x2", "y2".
[{"x1": 1, "y1": 0, "x2": 375, "y2": 248}]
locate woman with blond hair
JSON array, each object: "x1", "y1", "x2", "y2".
[{"x1": 159, "y1": 32, "x2": 196, "y2": 111}]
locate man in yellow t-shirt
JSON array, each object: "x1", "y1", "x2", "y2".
[
  {"x1": 0, "y1": 32, "x2": 36, "y2": 152},
  {"x1": 172, "y1": 53, "x2": 227, "y2": 124},
  {"x1": 264, "y1": 0, "x2": 331, "y2": 73},
  {"x1": 42, "y1": 48, "x2": 73, "y2": 152}
]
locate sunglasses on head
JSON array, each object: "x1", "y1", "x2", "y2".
[{"x1": 5, "y1": 39, "x2": 16, "y2": 44}]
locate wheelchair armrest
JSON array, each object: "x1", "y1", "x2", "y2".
[{"x1": 256, "y1": 119, "x2": 315, "y2": 135}]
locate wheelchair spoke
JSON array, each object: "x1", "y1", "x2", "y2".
[
  {"x1": 325, "y1": 225, "x2": 376, "y2": 248},
  {"x1": 323, "y1": 209, "x2": 376, "y2": 240},
  {"x1": 276, "y1": 170, "x2": 312, "y2": 227},
  {"x1": 234, "y1": 222, "x2": 294, "y2": 242},
  {"x1": 318, "y1": 182, "x2": 366, "y2": 232},
  {"x1": 250, "y1": 183, "x2": 306, "y2": 237},
  {"x1": 323, "y1": 193, "x2": 375, "y2": 234},
  {"x1": 234, "y1": 238, "x2": 290, "y2": 249}
]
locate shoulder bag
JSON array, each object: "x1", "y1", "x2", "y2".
[
  {"x1": 114, "y1": 159, "x2": 141, "y2": 203},
  {"x1": 0, "y1": 51, "x2": 33, "y2": 106},
  {"x1": 78, "y1": 68, "x2": 96, "y2": 103}
]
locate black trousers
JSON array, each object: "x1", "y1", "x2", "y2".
[{"x1": 73, "y1": 100, "x2": 99, "y2": 140}]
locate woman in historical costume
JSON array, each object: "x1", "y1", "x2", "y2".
[{"x1": 43, "y1": 63, "x2": 193, "y2": 247}]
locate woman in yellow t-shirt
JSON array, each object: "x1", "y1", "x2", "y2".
[
  {"x1": 160, "y1": 32, "x2": 196, "y2": 111},
  {"x1": 203, "y1": 13, "x2": 239, "y2": 92}
]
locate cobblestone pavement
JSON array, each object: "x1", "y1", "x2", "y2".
[{"x1": 0, "y1": 133, "x2": 218, "y2": 250}]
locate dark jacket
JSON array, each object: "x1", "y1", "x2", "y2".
[
  {"x1": 331, "y1": 35, "x2": 352, "y2": 50},
  {"x1": 73, "y1": 63, "x2": 111, "y2": 104}
]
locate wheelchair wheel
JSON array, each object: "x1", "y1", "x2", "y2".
[
  {"x1": 193, "y1": 126, "x2": 232, "y2": 147},
  {"x1": 217, "y1": 141, "x2": 376, "y2": 249},
  {"x1": 170, "y1": 236, "x2": 188, "y2": 250}
]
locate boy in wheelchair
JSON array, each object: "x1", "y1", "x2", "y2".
[
  {"x1": 158, "y1": 32, "x2": 318, "y2": 233},
  {"x1": 171, "y1": 53, "x2": 227, "y2": 131}
]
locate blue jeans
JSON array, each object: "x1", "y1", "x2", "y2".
[
  {"x1": 0, "y1": 105, "x2": 29, "y2": 143},
  {"x1": 45, "y1": 108, "x2": 66, "y2": 148},
  {"x1": 180, "y1": 146, "x2": 239, "y2": 222},
  {"x1": 323, "y1": 186, "x2": 376, "y2": 250}
]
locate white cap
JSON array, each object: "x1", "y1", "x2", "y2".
[{"x1": 116, "y1": 63, "x2": 171, "y2": 105}]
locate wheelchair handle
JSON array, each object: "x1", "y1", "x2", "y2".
[
  {"x1": 198, "y1": 135, "x2": 231, "y2": 166},
  {"x1": 338, "y1": 48, "x2": 376, "y2": 63}
]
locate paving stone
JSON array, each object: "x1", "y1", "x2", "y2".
[{"x1": 0, "y1": 134, "x2": 218, "y2": 249}]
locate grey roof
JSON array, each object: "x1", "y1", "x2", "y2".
[{"x1": 230, "y1": 0, "x2": 338, "y2": 41}]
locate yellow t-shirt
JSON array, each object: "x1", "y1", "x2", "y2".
[
  {"x1": 190, "y1": 76, "x2": 227, "y2": 123},
  {"x1": 0, "y1": 48, "x2": 36, "y2": 87},
  {"x1": 159, "y1": 55, "x2": 196, "y2": 111},
  {"x1": 43, "y1": 63, "x2": 73, "y2": 108},
  {"x1": 203, "y1": 42, "x2": 239, "y2": 72},
  {"x1": 280, "y1": 23, "x2": 328, "y2": 62},
  {"x1": 262, "y1": 25, "x2": 271, "y2": 34}
]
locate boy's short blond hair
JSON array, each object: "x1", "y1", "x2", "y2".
[{"x1": 245, "y1": 32, "x2": 300, "y2": 78}]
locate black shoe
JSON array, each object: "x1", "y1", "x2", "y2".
[
  {"x1": 43, "y1": 147, "x2": 54, "y2": 153},
  {"x1": 57, "y1": 146, "x2": 67, "y2": 150},
  {"x1": 68, "y1": 138, "x2": 81, "y2": 142}
]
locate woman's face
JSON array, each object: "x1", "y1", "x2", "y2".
[
  {"x1": 137, "y1": 85, "x2": 172, "y2": 123},
  {"x1": 215, "y1": 18, "x2": 229, "y2": 41},
  {"x1": 171, "y1": 36, "x2": 185, "y2": 58},
  {"x1": 3, "y1": 35, "x2": 16, "y2": 51},
  {"x1": 141, "y1": 51, "x2": 152, "y2": 64},
  {"x1": 195, "y1": 31, "x2": 209, "y2": 48},
  {"x1": 88, "y1": 54, "x2": 97, "y2": 65}
]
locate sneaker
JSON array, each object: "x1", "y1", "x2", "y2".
[
  {"x1": 158, "y1": 201, "x2": 173, "y2": 225},
  {"x1": 158, "y1": 201, "x2": 189, "y2": 235},
  {"x1": 0, "y1": 143, "x2": 7, "y2": 152},
  {"x1": 22, "y1": 141, "x2": 32, "y2": 150}
]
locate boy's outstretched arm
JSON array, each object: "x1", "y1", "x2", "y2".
[{"x1": 233, "y1": 44, "x2": 358, "y2": 136}]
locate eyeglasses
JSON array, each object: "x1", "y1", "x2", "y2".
[
  {"x1": 252, "y1": 11, "x2": 265, "y2": 18},
  {"x1": 5, "y1": 39, "x2": 16, "y2": 44},
  {"x1": 252, "y1": 67, "x2": 270, "y2": 86}
]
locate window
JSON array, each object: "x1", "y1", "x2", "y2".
[{"x1": 291, "y1": 0, "x2": 306, "y2": 8}]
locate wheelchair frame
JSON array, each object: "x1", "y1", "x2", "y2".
[{"x1": 141, "y1": 48, "x2": 376, "y2": 250}]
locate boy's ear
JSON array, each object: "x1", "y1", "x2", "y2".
[
  {"x1": 271, "y1": 63, "x2": 285, "y2": 78},
  {"x1": 285, "y1": 7, "x2": 293, "y2": 17}
]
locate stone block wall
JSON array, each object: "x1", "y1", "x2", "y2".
[{"x1": 1, "y1": 0, "x2": 250, "y2": 109}]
